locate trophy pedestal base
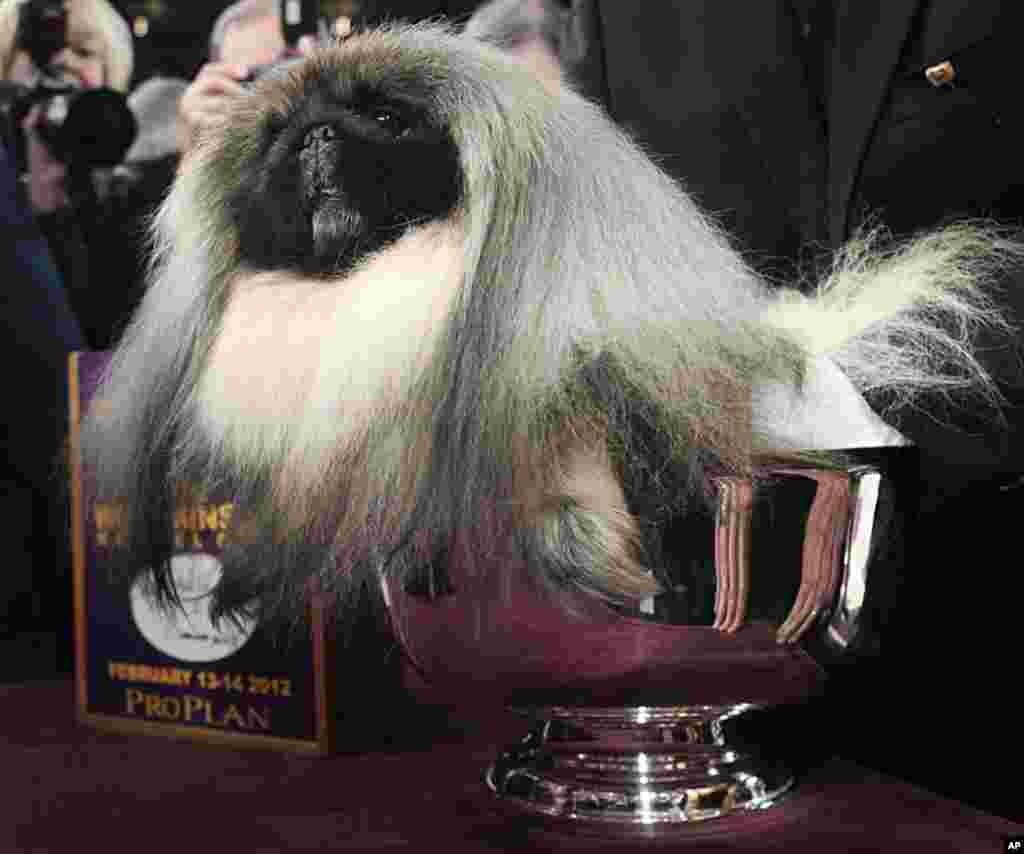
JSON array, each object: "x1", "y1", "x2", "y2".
[{"x1": 486, "y1": 705, "x2": 794, "y2": 834}]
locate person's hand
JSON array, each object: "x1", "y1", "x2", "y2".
[
  {"x1": 21, "y1": 106, "x2": 68, "y2": 213},
  {"x1": 296, "y1": 35, "x2": 318, "y2": 55},
  {"x1": 175, "y1": 61, "x2": 251, "y2": 152}
]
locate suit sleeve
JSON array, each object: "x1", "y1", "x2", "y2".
[{"x1": 0, "y1": 145, "x2": 85, "y2": 496}]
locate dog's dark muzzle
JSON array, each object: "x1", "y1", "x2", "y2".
[{"x1": 299, "y1": 123, "x2": 343, "y2": 207}]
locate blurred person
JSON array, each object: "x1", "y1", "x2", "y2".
[
  {"x1": 0, "y1": 0, "x2": 134, "y2": 212},
  {"x1": 1, "y1": 0, "x2": 127, "y2": 671},
  {"x1": 176, "y1": 0, "x2": 355, "y2": 152},
  {"x1": 0, "y1": 0, "x2": 132, "y2": 86},
  {"x1": 86, "y1": 75, "x2": 191, "y2": 341},
  {"x1": 0, "y1": 0, "x2": 135, "y2": 350},
  {"x1": 174, "y1": 0, "x2": 284, "y2": 154},
  {"x1": 463, "y1": 0, "x2": 571, "y2": 92}
]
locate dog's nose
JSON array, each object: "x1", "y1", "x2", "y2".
[
  {"x1": 301, "y1": 124, "x2": 338, "y2": 151},
  {"x1": 299, "y1": 124, "x2": 342, "y2": 204}
]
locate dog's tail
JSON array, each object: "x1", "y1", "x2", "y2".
[{"x1": 762, "y1": 223, "x2": 1022, "y2": 423}]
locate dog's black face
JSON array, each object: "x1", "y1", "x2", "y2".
[{"x1": 226, "y1": 71, "x2": 463, "y2": 277}]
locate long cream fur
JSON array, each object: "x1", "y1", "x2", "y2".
[{"x1": 191, "y1": 222, "x2": 465, "y2": 495}]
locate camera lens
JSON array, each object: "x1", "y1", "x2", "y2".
[{"x1": 35, "y1": 88, "x2": 137, "y2": 167}]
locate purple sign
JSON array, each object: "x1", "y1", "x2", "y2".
[{"x1": 69, "y1": 351, "x2": 336, "y2": 753}]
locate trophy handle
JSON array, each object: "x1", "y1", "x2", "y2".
[
  {"x1": 711, "y1": 463, "x2": 885, "y2": 648},
  {"x1": 821, "y1": 466, "x2": 883, "y2": 653}
]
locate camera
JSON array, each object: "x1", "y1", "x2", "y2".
[{"x1": 0, "y1": 0, "x2": 136, "y2": 176}]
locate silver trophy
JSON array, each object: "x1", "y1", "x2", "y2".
[{"x1": 382, "y1": 447, "x2": 913, "y2": 834}]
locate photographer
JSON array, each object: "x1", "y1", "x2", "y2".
[
  {"x1": 177, "y1": 0, "x2": 354, "y2": 152},
  {"x1": 0, "y1": 0, "x2": 135, "y2": 350}
]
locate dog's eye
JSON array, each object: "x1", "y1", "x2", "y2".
[{"x1": 372, "y1": 109, "x2": 411, "y2": 139}]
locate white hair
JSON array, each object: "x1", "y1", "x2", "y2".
[{"x1": 208, "y1": 0, "x2": 277, "y2": 61}]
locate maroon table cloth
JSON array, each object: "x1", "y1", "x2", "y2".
[{"x1": 3, "y1": 680, "x2": 1020, "y2": 853}]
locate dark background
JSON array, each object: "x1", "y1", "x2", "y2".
[
  {"x1": 112, "y1": 1, "x2": 243, "y2": 84},
  {"x1": 111, "y1": 1, "x2": 477, "y2": 84}
]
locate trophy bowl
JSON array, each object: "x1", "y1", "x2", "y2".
[{"x1": 380, "y1": 447, "x2": 916, "y2": 835}]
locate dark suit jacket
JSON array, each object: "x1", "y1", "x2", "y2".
[
  {"x1": 1, "y1": 144, "x2": 84, "y2": 650},
  {"x1": 578, "y1": 3, "x2": 830, "y2": 276},
  {"x1": 830, "y1": 0, "x2": 1024, "y2": 244},
  {"x1": 823, "y1": 0, "x2": 1024, "y2": 490},
  {"x1": 567, "y1": 1, "x2": 1024, "y2": 243}
]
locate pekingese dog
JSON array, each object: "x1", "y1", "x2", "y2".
[{"x1": 81, "y1": 23, "x2": 1018, "y2": 638}]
